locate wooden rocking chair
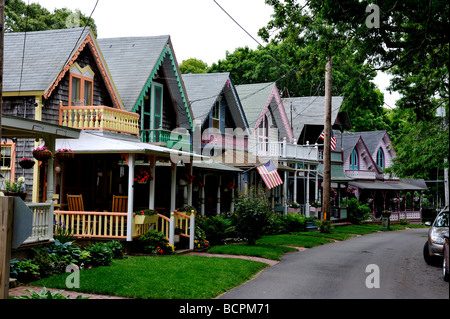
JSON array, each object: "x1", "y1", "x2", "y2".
[
  {"x1": 112, "y1": 195, "x2": 128, "y2": 213},
  {"x1": 67, "y1": 194, "x2": 84, "y2": 211},
  {"x1": 66, "y1": 194, "x2": 92, "y2": 235}
]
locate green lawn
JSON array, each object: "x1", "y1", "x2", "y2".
[
  {"x1": 31, "y1": 255, "x2": 268, "y2": 299},
  {"x1": 208, "y1": 243, "x2": 297, "y2": 260}
]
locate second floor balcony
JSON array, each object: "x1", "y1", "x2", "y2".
[
  {"x1": 59, "y1": 103, "x2": 140, "y2": 136},
  {"x1": 249, "y1": 139, "x2": 320, "y2": 162},
  {"x1": 140, "y1": 128, "x2": 191, "y2": 151}
]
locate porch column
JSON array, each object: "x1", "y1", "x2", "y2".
[
  {"x1": 148, "y1": 155, "x2": 156, "y2": 210},
  {"x1": 45, "y1": 136, "x2": 55, "y2": 203},
  {"x1": 187, "y1": 162, "x2": 193, "y2": 206},
  {"x1": 126, "y1": 153, "x2": 135, "y2": 241},
  {"x1": 170, "y1": 161, "x2": 177, "y2": 212},
  {"x1": 189, "y1": 211, "x2": 195, "y2": 250},
  {"x1": 216, "y1": 175, "x2": 221, "y2": 215},
  {"x1": 293, "y1": 168, "x2": 298, "y2": 204},
  {"x1": 305, "y1": 164, "x2": 310, "y2": 217},
  {"x1": 315, "y1": 171, "x2": 319, "y2": 202},
  {"x1": 283, "y1": 171, "x2": 288, "y2": 215},
  {"x1": 230, "y1": 176, "x2": 235, "y2": 212},
  {"x1": 201, "y1": 174, "x2": 205, "y2": 216}
]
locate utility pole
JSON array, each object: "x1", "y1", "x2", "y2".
[
  {"x1": 0, "y1": 0, "x2": 4, "y2": 137},
  {"x1": 322, "y1": 57, "x2": 332, "y2": 220}
]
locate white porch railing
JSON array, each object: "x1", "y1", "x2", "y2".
[
  {"x1": 24, "y1": 203, "x2": 54, "y2": 244},
  {"x1": 390, "y1": 210, "x2": 422, "y2": 221},
  {"x1": 249, "y1": 139, "x2": 320, "y2": 161}
]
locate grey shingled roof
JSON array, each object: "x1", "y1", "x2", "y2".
[
  {"x1": 182, "y1": 73, "x2": 231, "y2": 124},
  {"x1": 235, "y1": 83, "x2": 277, "y2": 128},
  {"x1": 98, "y1": 36, "x2": 170, "y2": 111},
  {"x1": 283, "y1": 96, "x2": 343, "y2": 140},
  {"x1": 182, "y1": 72, "x2": 248, "y2": 129},
  {"x1": 3, "y1": 27, "x2": 90, "y2": 93},
  {"x1": 335, "y1": 130, "x2": 389, "y2": 161}
]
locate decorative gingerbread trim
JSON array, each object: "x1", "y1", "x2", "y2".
[{"x1": 44, "y1": 33, "x2": 121, "y2": 110}]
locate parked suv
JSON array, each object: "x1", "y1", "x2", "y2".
[{"x1": 423, "y1": 208, "x2": 449, "y2": 265}]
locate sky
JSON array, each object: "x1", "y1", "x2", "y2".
[{"x1": 34, "y1": 0, "x2": 400, "y2": 108}]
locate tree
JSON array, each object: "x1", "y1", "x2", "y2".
[
  {"x1": 259, "y1": 0, "x2": 449, "y2": 122},
  {"x1": 385, "y1": 107, "x2": 449, "y2": 179},
  {"x1": 179, "y1": 58, "x2": 208, "y2": 74},
  {"x1": 5, "y1": 0, "x2": 97, "y2": 35}
]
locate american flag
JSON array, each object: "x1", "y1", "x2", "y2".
[
  {"x1": 256, "y1": 161, "x2": 283, "y2": 189},
  {"x1": 319, "y1": 130, "x2": 337, "y2": 151}
]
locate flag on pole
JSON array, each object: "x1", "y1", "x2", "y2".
[
  {"x1": 256, "y1": 161, "x2": 283, "y2": 189},
  {"x1": 319, "y1": 130, "x2": 337, "y2": 150}
]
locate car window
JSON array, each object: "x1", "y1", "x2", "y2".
[{"x1": 434, "y1": 212, "x2": 449, "y2": 227}]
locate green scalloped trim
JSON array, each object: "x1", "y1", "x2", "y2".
[{"x1": 132, "y1": 44, "x2": 193, "y2": 130}]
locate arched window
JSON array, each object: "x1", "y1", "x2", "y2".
[
  {"x1": 350, "y1": 148, "x2": 359, "y2": 170},
  {"x1": 377, "y1": 147, "x2": 385, "y2": 170}
]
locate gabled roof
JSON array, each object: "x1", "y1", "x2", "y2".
[
  {"x1": 98, "y1": 36, "x2": 193, "y2": 129},
  {"x1": 182, "y1": 72, "x2": 248, "y2": 129},
  {"x1": 236, "y1": 82, "x2": 293, "y2": 141},
  {"x1": 335, "y1": 131, "x2": 383, "y2": 174},
  {"x1": 4, "y1": 27, "x2": 122, "y2": 108},
  {"x1": 283, "y1": 96, "x2": 343, "y2": 141},
  {"x1": 356, "y1": 131, "x2": 391, "y2": 156}
]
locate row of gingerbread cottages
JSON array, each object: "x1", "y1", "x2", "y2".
[{"x1": 2, "y1": 27, "x2": 427, "y2": 228}]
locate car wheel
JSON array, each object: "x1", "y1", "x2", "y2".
[
  {"x1": 423, "y1": 241, "x2": 433, "y2": 265},
  {"x1": 444, "y1": 253, "x2": 449, "y2": 282}
]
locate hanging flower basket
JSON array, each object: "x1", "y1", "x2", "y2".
[
  {"x1": 55, "y1": 148, "x2": 75, "y2": 161},
  {"x1": 134, "y1": 167, "x2": 153, "y2": 184},
  {"x1": 32, "y1": 146, "x2": 53, "y2": 162},
  {"x1": 19, "y1": 157, "x2": 35, "y2": 169}
]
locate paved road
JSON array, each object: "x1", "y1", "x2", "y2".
[{"x1": 220, "y1": 228, "x2": 449, "y2": 299}]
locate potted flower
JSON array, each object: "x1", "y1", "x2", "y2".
[
  {"x1": 134, "y1": 209, "x2": 158, "y2": 224},
  {"x1": 310, "y1": 201, "x2": 321, "y2": 212},
  {"x1": 2, "y1": 177, "x2": 27, "y2": 200},
  {"x1": 32, "y1": 146, "x2": 52, "y2": 161},
  {"x1": 19, "y1": 157, "x2": 35, "y2": 169},
  {"x1": 179, "y1": 205, "x2": 196, "y2": 214},
  {"x1": 55, "y1": 148, "x2": 74, "y2": 161}
]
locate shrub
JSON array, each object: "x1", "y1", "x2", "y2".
[
  {"x1": 105, "y1": 241, "x2": 125, "y2": 259},
  {"x1": 85, "y1": 242, "x2": 114, "y2": 267},
  {"x1": 44, "y1": 240, "x2": 87, "y2": 271},
  {"x1": 196, "y1": 215, "x2": 234, "y2": 245},
  {"x1": 234, "y1": 187, "x2": 272, "y2": 245},
  {"x1": 347, "y1": 198, "x2": 372, "y2": 225},
  {"x1": 10, "y1": 259, "x2": 40, "y2": 282},
  {"x1": 138, "y1": 229, "x2": 174, "y2": 255}
]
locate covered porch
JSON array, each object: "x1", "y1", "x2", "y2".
[
  {"x1": 54, "y1": 130, "x2": 204, "y2": 248},
  {"x1": 350, "y1": 179, "x2": 428, "y2": 223}
]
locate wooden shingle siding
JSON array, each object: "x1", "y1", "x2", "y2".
[{"x1": 1, "y1": 97, "x2": 36, "y2": 120}]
